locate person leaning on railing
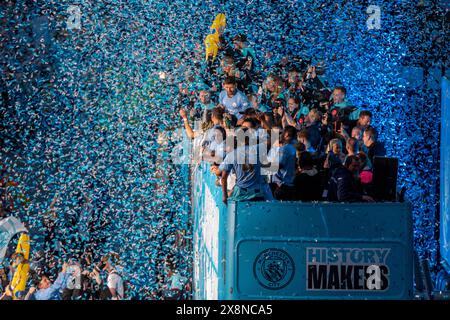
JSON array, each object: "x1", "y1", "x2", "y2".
[{"x1": 212, "y1": 128, "x2": 266, "y2": 205}]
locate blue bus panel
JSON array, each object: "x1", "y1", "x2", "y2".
[{"x1": 193, "y1": 162, "x2": 413, "y2": 300}]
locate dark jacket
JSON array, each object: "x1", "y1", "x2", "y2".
[
  {"x1": 327, "y1": 166, "x2": 363, "y2": 202},
  {"x1": 294, "y1": 169, "x2": 323, "y2": 201},
  {"x1": 305, "y1": 121, "x2": 323, "y2": 150},
  {"x1": 366, "y1": 141, "x2": 386, "y2": 164}
]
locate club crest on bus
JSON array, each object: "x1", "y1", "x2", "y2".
[{"x1": 253, "y1": 248, "x2": 295, "y2": 290}]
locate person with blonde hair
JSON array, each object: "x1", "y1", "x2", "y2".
[
  {"x1": 324, "y1": 138, "x2": 346, "y2": 169},
  {"x1": 260, "y1": 74, "x2": 288, "y2": 111}
]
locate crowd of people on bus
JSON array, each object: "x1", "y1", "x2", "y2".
[{"x1": 179, "y1": 33, "x2": 387, "y2": 204}]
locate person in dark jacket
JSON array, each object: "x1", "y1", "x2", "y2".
[
  {"x1": 326, "y1": 155, "x2": 374, "y2": 202},
  {"x1": 303, "y1": 109, "x2": 323, "y2": 150},
  {"x1": 362, "y1": 126, "x2": 386, "y2": 163},
  {"x1": 294, "y1": 152, "x2": 322, "y2": 201}
]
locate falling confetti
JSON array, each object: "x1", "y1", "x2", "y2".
[{"x1": 0, "y1": 0, "x2": 447, "y2": 298}]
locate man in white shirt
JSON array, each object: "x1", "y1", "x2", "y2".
[
  {"x1": 107, "y1": 269, "x2": 124, "y2": 300},
  {"x1": 101, "y1": 253, "x2": 124, "y2": 300}
]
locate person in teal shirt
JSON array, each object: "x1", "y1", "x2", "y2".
[
  {"x1": 232, "y1": 34, "x2": 256, "y2": 72},
  {"x1": 330, "y1": 86, "x2": 360, "y2": 121},
  {"x1": 259, "y1": 74, "x2": 289, "y2": 112}
]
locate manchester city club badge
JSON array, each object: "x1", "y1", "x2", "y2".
[{"x1": 253, "y1": 248, "x2": 295, "y2": 290}]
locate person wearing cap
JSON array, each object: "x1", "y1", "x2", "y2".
[{"x1": 219, "y1": 77, "x2": 249, "y2": 120}]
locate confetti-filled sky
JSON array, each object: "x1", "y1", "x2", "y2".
[{"x1": 0, "y1": 0, "x2": 448, "y2": 298}]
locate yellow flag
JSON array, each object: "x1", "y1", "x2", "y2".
[
  {"x1": 205, "y1": 34, "x2": 219, "y2": 61},
  {"x1": 11, "y1": 233, "x2": 30, "y2": 299},
  {"x1": 205, "y1": 13, "x2": 225, "y2": 62},
  {"x1": 210, "y1": 13, "x2": 226, "y2": 36}
]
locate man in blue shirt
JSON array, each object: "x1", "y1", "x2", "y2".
[
  {"x1": 267, "y1": 126, "x2": 298, "y2": 200},
  {"x1": 216, "y1": 128, "x2": 265, "y2": 204},
  {"x1": 362, "y1": 126, "x2": 386, "y2": 164},
  {"x1": 28, "y1": 262, "x2": 69, "y2": 300},
  {"x1": 218, "y1": 77, "x2": 249, "y2": 120}
]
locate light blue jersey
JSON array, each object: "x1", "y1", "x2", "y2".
[
  {"x1": 34, "y1": 272, "x2": 69, "y2": 300},
  {"x1": 269, "y1": 141, "x2": 297, "y2": 187},
  {"x1": 219, "y1": 146, "x2": 262, "y2": 189},
  {"x1": 219, "y1": 90, "x2": 249, "y2": 119}
]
